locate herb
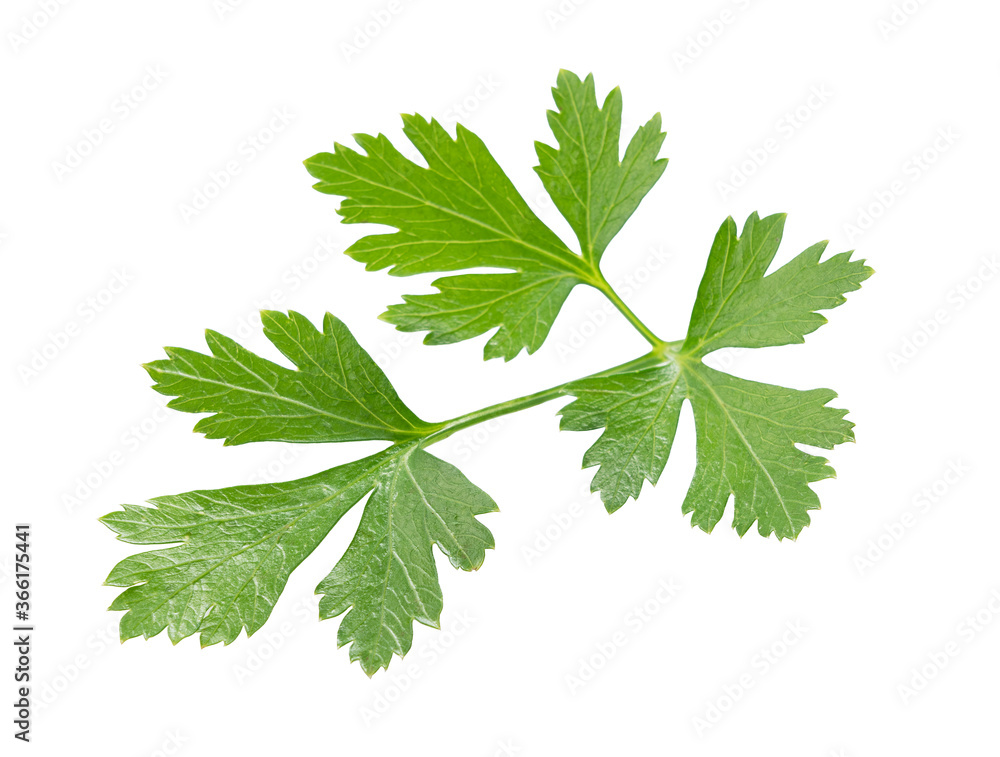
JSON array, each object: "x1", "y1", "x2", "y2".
[{"x1": 102, "y1": 70, "x2": 871, "y2": 675}]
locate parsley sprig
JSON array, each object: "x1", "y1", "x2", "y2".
[{"x1": 102, "y1": 71, "x2": 871, "y2": 676}]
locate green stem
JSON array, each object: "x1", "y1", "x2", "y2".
[
  {"x1": 418, "y1": 262, "x2": 676, "y2": 449},
  {"x1": 589, "y1": 275, "x2": 667, "y2": 350},
  {"x1": 420, "y1": 351, "x2": 663, "y2": 448}
]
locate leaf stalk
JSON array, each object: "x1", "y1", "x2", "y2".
[{"x1": 419, "y1": 351, "x2": 666, "y2": 448}]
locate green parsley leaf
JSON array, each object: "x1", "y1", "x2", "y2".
[
  {"x1": 303, "y1": 71, "x2": 666, "y2": 360},
  {"x1": 681, "y1": 363, "x2": 852, "y2": 538},
  {"x1": 383, "y1": 271, "x2": 580, "y2": 361},
  {"x1": 559, "y1": 363, "x2": 684, "y2": 513},
  {"x1": 144, "y1": 310, "x2": 434, "y2": 445},
  {"x1": 683, "y1": 213, "x2": 872, "y2": 357},
  {"x1": 303, "y1": 116, "x2": 588, "y2": 361},
  {"x1": 103, "y1": 74, "x2": 873, "y2": 676},
  {"x1": 107, "y1": 311, "x2": 496, "y2": 672},
  {"x1": 101, "y1": 452, "x2": 384, "y2": 646},
  {"x1": 534, "y1": 70, "x2": 667, "y2": 264},
  {"x1": 562, "y1": 213, "x2": 871, "y2": 538},
  {"x1": 316, "y1": 446, "x2": 497, "y2": 676},
  {"x1": 102, "y1": 443, "x2": 496, "y2": 671}
]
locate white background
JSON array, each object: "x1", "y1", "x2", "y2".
[{"x1": 3, "y1": 0, "x2": 999, "y2": 754}]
